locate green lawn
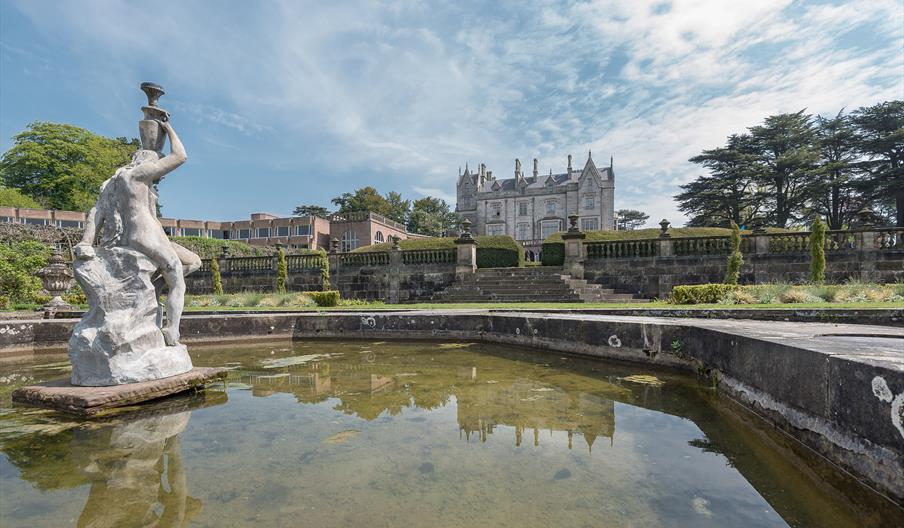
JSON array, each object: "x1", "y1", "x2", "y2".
[{"x1": 180, "y1": 300, "x2": 902, "y2": 312}]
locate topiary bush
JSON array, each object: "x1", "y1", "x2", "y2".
[
  {"x1": 210, "y1": 256, "x2": 224, "y2": 295},
  {"x1": 668, "y1": 284, "x2": 738, "y2": 304},
  {"x1": 276, "y1": 247, "x2": 287, "y2": 293},
  {"x1": 810, "y1": 217, "x2": 827, "y2": 284},
  {"x1": 308, "y1": 290, "x2": 340, "y2": 307},
  {"x1": 724, "y1": 222, "x2": 743, "y2": 285}
]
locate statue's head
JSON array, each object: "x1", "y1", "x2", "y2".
[{"x1": 130, "y1": 149, "x2": 162, "y2": 167}]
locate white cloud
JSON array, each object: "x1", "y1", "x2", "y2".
[{"x1": 7, "y1": 0, "x2": 903, "y2": 225}]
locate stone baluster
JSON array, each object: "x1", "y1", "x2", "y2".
[
  {"x1": 454, "y1": 218, "x2": 477, "y2": 279},
  {"x1": 562, "y1": 214, "x2": 586, "y2": 279}
]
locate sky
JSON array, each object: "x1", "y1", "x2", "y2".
[{"x1": 1, "y1": 0, "x2": 902, "y2": 225}]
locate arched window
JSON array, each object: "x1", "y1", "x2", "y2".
[
  {"x1": 375, "y1": 231, "x2": 385, "y2": 243},
  {"x1": 341, "y1": 230, "x2": 359, "y2": 252}
]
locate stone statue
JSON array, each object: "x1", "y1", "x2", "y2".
[{"x1": 69, "y1": 83, "x2": 201, "y2": 386}]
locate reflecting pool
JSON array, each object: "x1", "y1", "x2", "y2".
[{"x1": 1, "y1": 340, "x2": 901, "y2": 527}]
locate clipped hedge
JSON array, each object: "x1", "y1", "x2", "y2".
[
  {"x1": 170, "y1": 237, "x2": 271, "y2": 259},
  {"x1": 540, "y1": 242, "x2": 565, "y2": 266},
  {"x1": 354, "y1": 235, "x2": 524, "y2": 268},
  {"x1": 668, "y1": 284, "x2": 738, "y2": 304},
  {"x1": 308, "y1": 290, "x2": 340, "y2": 307}
]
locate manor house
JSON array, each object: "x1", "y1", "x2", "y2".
[{"x1": 456, "y1": 152, "x2": 616, "y2": 252}]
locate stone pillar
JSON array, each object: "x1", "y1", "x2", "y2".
[
  {"x1": 855, "y1": 208, "x2": 878, "y2": 282},
  {"x1": 388, "y1": 236, "x2": 401, "y2": 304},
  {"x1": 656, "y1": 219, "x2": 673, "y2": 298},
  {"x1": 220, "y1": 246, "x2": 231, "y2": 273},
  {"x1": 328, "y1": 238, "x2": 340, "y2": 287},
  {"x1": 562, "y1": 214, "x2": 586, "y2": 279},
  {"x1": 454, "y1": 218, "x2": 477, "y2": 279},
  {"x1": 751, "y1": 221, "x2": 769, "y2": 284}
]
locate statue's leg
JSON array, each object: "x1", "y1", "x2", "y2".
[
  {"x1": 170, "y1": 242, "x2": 202, "y2": 275},
  {"x1": 134, "y1": 239, "x2": 185, "y2": 346}
]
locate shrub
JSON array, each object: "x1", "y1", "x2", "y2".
[
  {"x1": 726, "y1": 289, "x2": 757, "y2": 304},
  {"x1": 308, "y1": 290, "x2": 340, "y2": 307},
  {"x1": 475, "y1": 236, "x2": 523, "y2": 268},
  {"x1": 540, "y1": 242, "x2": 565, "y2": 266},
  {"x1": 210, "y1": 257, "x2": 223, "y2": 295},
  {"x1": 0, "y1": 240, "x2": 52, "y2": 303},
  {"x1": 276, "y1": 247, "x2": 287, "y2": 293},
  {"x1": 668, "y1": 284, "x2": 738, "y2": 304},
  {"x1": 810, "y1": 217, "x2": 827, "y2": 284},
  {"x1": 0, "y1": 295, "x2": 8, "y2": 309},
  {"x1": 779, "y1": 287, "x2": 816, "y2": 304},
  {"x1": 63, "y1": 284, "x2": 87, "y2": 305},
  {"x1": 170, "y1": 237, "x2": 270, "y2": 259},
  {"x1": 724, "y1": 222, "x2": 743, "y2": 285}
]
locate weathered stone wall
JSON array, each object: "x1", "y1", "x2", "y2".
[
  {"x1": 331, "y1": 261, "x2": 455, "y2": 302},
  {"x1": 186, "y1": 268, "x2": 324, "y2": 294},
  {"x1": 585, "y1": 249, "x2": 904, "y2": 298}
]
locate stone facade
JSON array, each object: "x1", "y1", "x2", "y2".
[
  {"x1": 456, "y1": 153, "x2": 615, "y2": 256},
  {"x1": 1, "y1": 207, "x2": 421, "y2": 252}
]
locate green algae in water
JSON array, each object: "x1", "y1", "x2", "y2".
[{"x1": 0, "y1": 341, "x2": 901, "y2": 528}]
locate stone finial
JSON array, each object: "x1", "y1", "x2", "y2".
[
  {"x1": 567, "y1": 154, "x2": 572, "y2": 172},
  {"x1": 514, "y1": 158, "x2": 521, "y2": 177},
  {"x1": 659, "y1": 219, "x2": 671, "y2": 238},
  {"x1": 456, "y1": 217, "x2": 475, "y2": 243},
  {"x1": 752, "y1": 218, "x2": 767, "y2": 234},
  {"x1": 221, "y1": 245, "x2": 230, "y2": 258},
  {"x1": 857, "y1": 207, "x2": 875, "y2": 228},
  {"x1": 479, "y1": 163, "x2": 486, "y2": 177},
  {"x1": 533, "y1": 158, "x2": 539, "y2": 177},
  {"x1": 390, "y1": 235, "x2": 401, "y2": 250},
  {"x1": 330, "y1": 238, "x2": 339, "y2": 253},
  {"x1": 275, "y1": 242, "x2": 285, "y2": 251}
]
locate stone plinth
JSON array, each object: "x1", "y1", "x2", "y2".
[
  {"x1": 11, "y1": 367, "x2": 227, "y2": 416},
  {"x1": 70, "y1": 246, "x2": 193, "y2": 386}
]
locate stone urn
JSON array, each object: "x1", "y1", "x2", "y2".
[
  {"x1": 138, "y1": 82, "x2": 170, "y2": 152},
  {"x1": 36, "y1": 250, "x2": 74, "y2": 316}
]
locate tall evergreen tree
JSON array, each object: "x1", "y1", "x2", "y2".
[
  {"x1": 676, "y1": 134, "x2": 763, "y2": 227},
  {"x1": 813, "y1": 111, "x2": 860, "y2": 229},
  {"x1": 748, "y1": 110, "x2": 821, "y2": 228},
  {"x1": 850, "y1": 101, "x2": 904, "y2": 226}
]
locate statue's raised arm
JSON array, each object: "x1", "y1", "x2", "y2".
[{"x1": 130, "y1": 119, "x2": 187, "y2": 184}]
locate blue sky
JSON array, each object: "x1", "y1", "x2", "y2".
[{"x1": 1, "y1": 0, "x2": 902, "y2": 225}]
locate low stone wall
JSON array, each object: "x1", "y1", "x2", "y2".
[
  {"x1": 332, "y1": 252, "x2": 455, "y2": 302},
  {"x1": 186, "y1": 267, "x2": 324, "y2": 294},
  {"x1": 585, "y1": 249, "x2": 904, "y2": 298},
  {"x1": 2, "y1": 311, "x2": 901, "y2": 502}
]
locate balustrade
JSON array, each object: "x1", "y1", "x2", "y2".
[
  {"x1": 672, "y1": 236, "x2": 732, "y2": 256},
  {"x1": 874, "y1": 227, "x2": 904, "y2": 250},
  {"x1": 401, "y1": 248, "x2": 456, "y2": 265},
  {"x1": 286, "y1": 254, "x2": 326, "y2": 270},
  {"x1": 339, "y1": 252, "x2": 389, "y2": 267},
  {"x1": 586, "y1": 239, "x2": 658, "y2": 259}
]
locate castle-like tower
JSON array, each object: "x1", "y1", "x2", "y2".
[{"x1": 456, "y1": 153, "x2": 616, "y2": 251}]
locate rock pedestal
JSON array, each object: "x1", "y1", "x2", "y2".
[{"x1": 69, "y1": 246, "x2": 193, "y2": 386}]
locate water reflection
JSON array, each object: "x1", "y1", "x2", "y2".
[
  {"x1": 1, "y1": 392, "x2": 225, "y2": 527},
  {"x1": 227, "y1": 346, "x2": 624, "y2": 451}
]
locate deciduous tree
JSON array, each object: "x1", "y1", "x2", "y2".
[{"x1": 0, "y1": 122, "x2": 138, "y2": 211}]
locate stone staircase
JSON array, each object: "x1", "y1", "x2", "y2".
[{"x1": 433, "y1": 267, "x2": 646, "y2": 303}]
